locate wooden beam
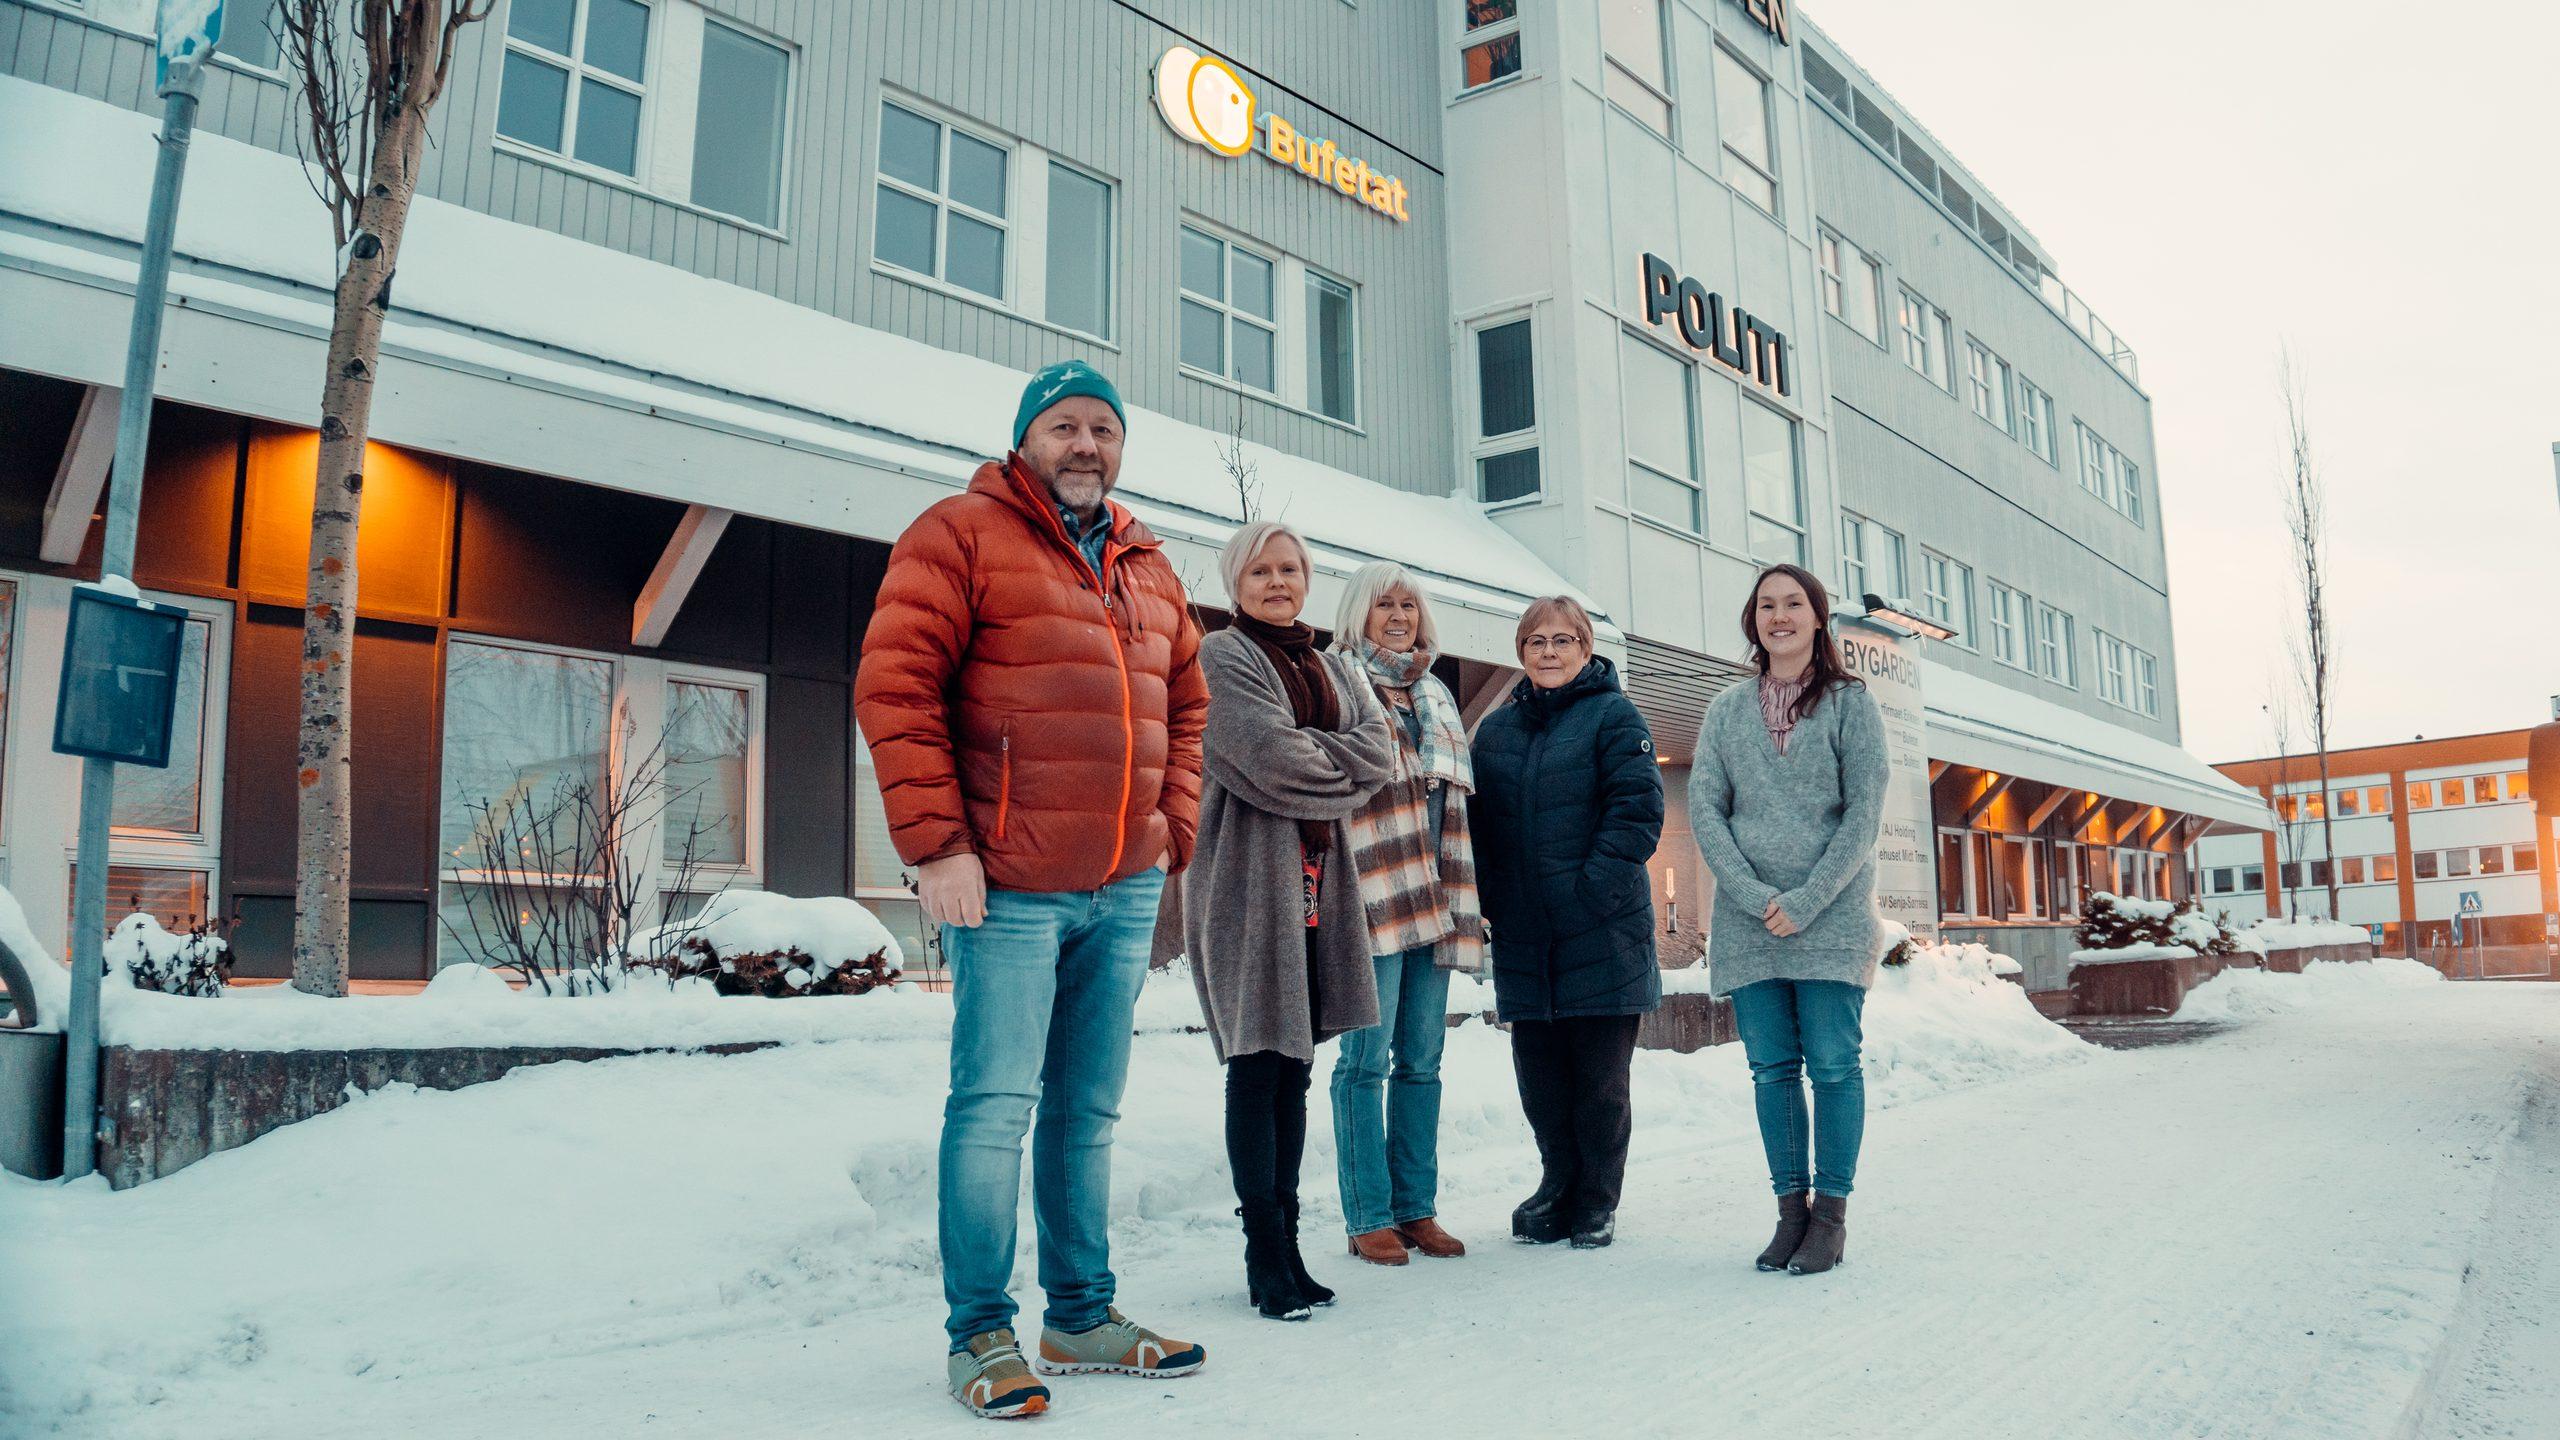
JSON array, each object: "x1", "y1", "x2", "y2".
[
  {"x1": 1461, "y1": 667, "x2": 1522, "y2": 733},
  {"x1": 1927, "y1": 759, "x2": 1950, "y2": 784},
  {"x1": 631, "y1": 504, "x2": 733, "y2": 648},
  {"x1": 2108, "y1": 804, "x2": 2163, "y2": 847},
  {"x1": 2066, "y1": 791, "x2": 2108, "y2": 836},
  {"x1": 2022, "y1": 785, "x2": 2074, "y2": 833},
  {"x1": 42, "y1": 383, "x2": 118, "y2": 564},
  {"x1": 1963, "y1": 774, "x2": 2015, "y2": 828}
]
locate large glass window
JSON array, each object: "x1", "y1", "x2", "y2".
[
  {"x1": 2095, "y1": 631, "x2": 2132, "y2": 708},
  {"x1": 1713, "y1": 46, "x2": 1776, "y2": 213},
  {"x1": 1045, "y1": 163, "x2": 1113, "y2": 340},
  {"x1": 1937, "y1": 829, "x2": 1970, "y2": 917},
  {"x1": 662, "y1": 679, "x2": 752, "y2": 869},
  {"x1": 216, "y1": 0, "x2": 285, "y2": 71},
  {"x1": 876, "y1": 101, "x2": 1010, "y2": 301},
  {"x1": 93, "y1": 593, "x2": 225, "y2": 941},
  {"x1": 1600, "y1": 0, "x2": 1673, "y2": 137},
  {"x1": 2035, "y1": 603, "x2": 2077, "y2": 687},
  {"x1": 1179, "y1": 226, "x2": 1278, "y2": 393},
  {"x1": 690, "y1": 20, "x2": 789, "y2": 228},
  {"x1": 1621, "y1": 335, "x2": 1699, "y2": 532},
  {"x1": 1986, "y1": 581, "x2": 2028, "y2": 669},
  {"x1": 499, "y1": 0, "x2": 651, "y2": 177},
  {"x1": 1921, "y1": 551, "x2": 1974, "y2": 647},
  {"x1": 1306, "y1": 271, "x2": 1359, "y2": 424},
  {"x1": 1818, "y1": 228, "x2": 1882, "y2": 342},
  {"x1": 1473, "y1": 316, "x2": 1540, "y2": 504},
  {"x1": 2135, "y1": 652, "x2": 2159, "y2": 716},
  {"x1": 1839, "y1": 514, "x2": 1905, "y2": 605},
  {"x1": 1964, "y1": 338, "x2": 2012, "y2": 433},
  {"x1": 1461, "y1": 1, "x2": 1523, "y2": 91},
  {"x1": 2016, "y1": 377, "x2": 2057, "y2": 464},
  {"x1": 1897, "y1": 287, "x2": 1952, "y2": 391},
  {"x1": 1741, "y1": 401, "x2": 1804, "y2": 565},
  {"x1": 111, "y1": 615, "x2": 211, "y2": 837}
]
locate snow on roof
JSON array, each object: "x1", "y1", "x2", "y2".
[
  {"x1": 0, "y1": 74, "x2": 1588, "y2": 622},
  {"x1": 1921, "y1": 659, "x2": 2272, "y2": 830}
]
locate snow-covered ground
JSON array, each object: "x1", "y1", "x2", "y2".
[{"x1": 3, "y1": 959, "x2": 2555, "y2": 1439}]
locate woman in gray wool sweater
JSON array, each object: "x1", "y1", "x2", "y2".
[{"x1": 1688, "y1": 563, "x2": 1890, "y2": 1278}]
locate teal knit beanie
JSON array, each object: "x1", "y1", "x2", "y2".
[{"x1": 1013, "y1": 361, "x2": 1126, "y2": 449}]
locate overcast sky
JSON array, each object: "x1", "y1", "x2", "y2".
[{"x1": 1803, "y1": 0, "x2": 2560, "y2": 761}]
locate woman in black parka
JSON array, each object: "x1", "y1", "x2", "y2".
[{"x1": 1470, "y1": 595, "x2": 1665, "y2": 1249}]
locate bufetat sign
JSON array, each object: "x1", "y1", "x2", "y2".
[{"x1": 1154, "y1": 46, "x2": 1412, "y2": 223}]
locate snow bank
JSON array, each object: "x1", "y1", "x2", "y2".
[
  {"x1": 2246, "y1": 918, "x2": 2373, "y2": 949},
  {"x1": 2070, "y1": 942, "x2": 2198, "y2": 963},
  {"x1": 662, "y1": 890, "x2": 905, "y2": 974},
  {"x1": 2178, "y1": 956, "x2": 2442, "y2": 1023},
  {"x1": 2092, "y1": 891, "x2": 2174, "y2": 922},
  {"x1": 0, "y1": 884, "x2": 66, "y2": 1033},
  {"x1": 1860, "y1": 941, "x2": 2090, "y2": 1094}
]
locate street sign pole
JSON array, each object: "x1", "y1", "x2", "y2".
[{"x1": 61, "y1": 14, "x2": 215, "y2": 1182}]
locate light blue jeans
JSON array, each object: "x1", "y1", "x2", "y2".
[
  {"x1": 1730, "y1": 978, "x2": 1867, "y2": 1198},
  {"x1": 1329, "y1": 946, "x2": 1452, "y2": 1235},
  {"x1": 939, "y1": 869, "x2": 1164, "y2": 1349}
]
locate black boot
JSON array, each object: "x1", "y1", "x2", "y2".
[
  {"x1": 1756, "y1": 1191, "x2": 1811, "y2": 1272},
  {"x1": 1788, "y1": 1194, "x2": 1848, "y2": 1275},
  {"x1": 1280, "y1": 1196, "x2": 1337, "y2": 1307},
  {"x1": 1239, "y1": 1205, "x2": 1312, "y2": 1320},
  {"x1": 1568, "y1": 1208, "x2": 1615, "y2": 1249},
  {"x1": 1512, "y1": 1176, "x2": 1571, "y2": 1244}
]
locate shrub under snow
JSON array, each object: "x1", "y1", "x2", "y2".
[
  {"x1": 104, "y1": 914, "x2": 232, "y2": 998},
  {"x1": 2074, "y1": 892, "x2": 2240, "y2": 960},
  {"x1": 628, "y1": 891, "x2": 905, "y2": 998}
]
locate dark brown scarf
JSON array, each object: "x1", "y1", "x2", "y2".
[{"x1": 1232, "y1": 613, "x2": 1340, "y2": 856}]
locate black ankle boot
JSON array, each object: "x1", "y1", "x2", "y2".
[
  {"x1": 1238, "y1": 1206, "x2": 1312, "y2": 1321},
  {"x1": 1512, "y1": 1178, "x2": 1571, "y2": 1244},
  {"x1": 1757, "y1": 1191, "x2": 1811, "y2": 1272},
  {"x1": 1788, "y1": 1194, "x2": 1848, "y2": 1275},
  {"x1": 1568, "y1": 1209, "x2": 1615, "y2": 1249},
  {"x1": 1279, "y1": 1197, "x2": 1336, "y2": 1307}
]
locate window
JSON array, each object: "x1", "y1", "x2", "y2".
[
  {"x1": 1937, "y1": 830, "x2": 1970, "y2": 917},
  {"x1": 1818, "y1": 229, "x2": 1883, "y2": 342},
  {"x1": 1897, "y1": 287, "x2": 1951, "y2": 390},
  {"x1": 1963, "y1": 339, "x2": 2012, "y2": 433},
  {"x1": 216, "y1": 0, "x2": 284, "y2": 71},
  {"x1": 2209, "y1": 867, "x2": 2233, "y2": 895},
  {"x1": 1179, "y1": 226, "x2": 1277, "y2": 392},
  {"x1": 499, "y1": 0, "x2": 651, "y2": 177},
  {"x1": 2276, "y1": 794, "x2": 2297, "y2": 822},
  {"x1": 2094, "y1": 631, "x2": 2132, "y2": 707},
  {"x1": 2365, "y1": 785, "x2": 2393, "y2": 814},
  {"x1": 2310, "y1": 859, "x2": 2332, "y2": 888},
  {"x1": 1305, "y1": 271, "x2": 1359, "y2": 424},
  {"x1": 1461, "y1": 1, "x2": 1523, "y2": 91},
  {"x1": 1919, "y1": 551, "x2": 1974, "y2": 647},
  {"x1": 2506, "y1": 771, "x2": 2531, "y2": 802},
  {"x1": 2075, "y1": 422, "x2": 2144, "y2": 523},
  {"x1": 2239, "y1": 864, "x2": 2265, "y2": 892},
  {"x1": 2280, "y1": 862, "x2": 2301, "y2": 890},
  {"x1": 2473, "y1": 774, "x2": 2500, "y2": 804},
  {"x1": 2054, "y1": 841, "x2": 2084, "y2": 917},
  {"x1": 2015, "y1": 377, "x2": 2057, "y2": 464},
  {"x1": 1044, "y1": 164, "x2": 1113, "y2": 340},
  {"x1": 1621, "y1": 335, "x2": 1699, "y2": 532},
  {"x1": 690, "y1": 20, "x2": 790, "y2": 228},
  {"x1": 1713, "y1": 46, "x2": 1776, "y2": 213},
  {"x1": 2480, "y1": 846, "x2": 2505, "y2": 875},
  {"x1": 2035, "y1": 603, "x2": 2076, "y2": 687},
  {"x1": 1601, "y1": 0, "x2": 1673, "y2": 137},
  {"x1": 851, "y1": 719, "x2": 936, "y2": 976},
  {"x1": 876, "y1": 101, "x2": 1009, "y2": 300},
  {"x1": 91, "y1": 593, "x2": 227, "y2": 939},
  {"x1": 2413, "y1": 851, "x2": 2438, "y2": 880},
  {"x1": 2441, "y1": 779, "x2": 2466, "y2": 807},
  {"x1": 2407, "y1": 781, "x2": 2434, "y2": 811},
  {"x1": 2134, "y1": 652, "x2": 2159, "y2": 717},
  {"x1": 1838, "y1": 514, "x2": 1905, "y2": 605},
  {"x1": 1472, "y1": 316, "x2": 1541, "y2": 504},
  {"x1": 1986, "y1": 581, "x2": 2027, "y2": 669},
  {"x1": 438, "y1": 640, "x2": 762, "y2": 967},
  {"x1": 2445, "y1": 848, "x2": 2473, "y2": 878},
  {"x1": 1993, "y1": 836, "x2": 2047, "y2": 920},
  {"x1": 2515, "y1": 844, "x2": 2539, "y2": 874},
  {"x1": 2371, "y1": 854, "x2": 2396, "y2": 883},
  {"x1": 2334, "y1": 788, "x2": 2361, "y2": 817},
  {"x1": 1741, "y1": 402, "x2": 1805, "y2": 564},
  {"x1": 2301, "y1": 789, "x2": 2326, "y2": 820}
]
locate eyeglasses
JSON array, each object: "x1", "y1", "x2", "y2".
[{"x1": 1521, "y1": 633, "x2": 1584, "y2": 656}]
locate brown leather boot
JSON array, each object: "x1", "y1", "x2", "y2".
[
  {"x1": 1756, "y1": 1191, "x2": 1811, "y2": 1272},
  {"x1": 1347, "y1": 1228, "x2": 1410, "y2": 1266},
  {"x1": 1788, "y1": 1194, "x2": 1848, "y2": 1275},
  {"x1": 1392, "y1": 1217, "x2": 1467, "y2": 1259}
]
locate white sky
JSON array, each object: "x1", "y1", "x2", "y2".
[{"x1": 1803, "y1": 0, "x2": 2560, "y2": 761}]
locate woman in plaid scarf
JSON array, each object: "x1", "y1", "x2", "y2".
[{"x1": 1328, "y1": 562, "x2": 1488, "y2": 1267}]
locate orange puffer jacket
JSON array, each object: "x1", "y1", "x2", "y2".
[{"x1": 855, "y1": 456, "x2": 1208, "y2": 894}]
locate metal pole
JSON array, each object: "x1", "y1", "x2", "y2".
[{"x1": 62, "y1": 65, "x2": 203, "y2": 1183}]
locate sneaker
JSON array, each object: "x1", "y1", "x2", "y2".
[
  {"x1": 948, "y1": 1329, "x2": 1051, "y2": 1420},
  {"x1": 1036, "y1": 1306, "x2": 1208, "y2": 1378}
]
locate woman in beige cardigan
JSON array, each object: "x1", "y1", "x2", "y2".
[{"x1": 1185, "y1": 521, "x2": 1397, "y2": 1322}]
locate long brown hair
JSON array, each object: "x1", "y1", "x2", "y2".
[{"x1": 1740, "y1": 563, "x2": 1861, "y2": 723}]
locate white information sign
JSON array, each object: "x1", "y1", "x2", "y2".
[{"x1": 1837, "y1": 618, "x2": 1936, "y2": 943}]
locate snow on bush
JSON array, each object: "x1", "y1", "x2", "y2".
[
  {"x1": 2178, "y1": 956, "x2": 2441, "y2": 1022},
  {"x1": 628, "y1": 891, "x2": 904, "y2": 998},
  {"x1": 103, "y1": 914, "x2": 233, "y2": 998},
  {"x1": 2074, "y1": 893, "x2": 2240, "y2": 961}
]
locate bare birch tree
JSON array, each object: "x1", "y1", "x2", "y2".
[
  {"x1": 2276, "y1": 351, "x2": 2341, "y2": 923},
  {"x1": 280, "y1": 1, "x2": 496, "y2": 995},
  {"x1": 2266, "y1": 689, "x2": 2309, "y2": 923}
]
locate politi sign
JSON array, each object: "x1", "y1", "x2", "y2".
[
  {"x1": 1639, "y1": 253, "x2": 1792, "y2": 398},
  {"x1": 1154, "y1": 46, "x2": 1412, "y2": 223}
]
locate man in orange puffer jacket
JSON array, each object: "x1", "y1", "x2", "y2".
[{"x1": 856, "y1": 361, "x2": 1209, "y2": 1419}]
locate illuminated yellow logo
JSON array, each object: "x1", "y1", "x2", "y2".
[{"x1": 1152, "y1": 46, "x2": 1411, "y2": 223}]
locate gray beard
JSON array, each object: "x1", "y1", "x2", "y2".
[{"x1": 1050, "y1": 471, "x2": 1109, "y2": 514}]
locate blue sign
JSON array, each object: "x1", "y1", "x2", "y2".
[
  {"x1": 155, "y1": 0, "x2": 227, "y2": 90},
  {"x1": 2459, "y1": 890, "x2": 2484, "y2": 915},
  {"x1": 52, "y1": 584, "x2": 187, "y2": 768}
]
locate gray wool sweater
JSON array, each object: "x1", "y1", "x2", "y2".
[{"x1": 1687, "y1": 678, "x2": 1891, "y2": 997}]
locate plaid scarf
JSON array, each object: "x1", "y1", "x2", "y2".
[{"x1": 1341, "y1": 643, "x2": 1485, "y2": 973}]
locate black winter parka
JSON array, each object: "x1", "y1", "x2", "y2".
[{"x1": 1468, "y1": 657, "x2": 1665, "y2": 1022}]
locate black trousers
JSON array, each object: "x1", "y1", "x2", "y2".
[
  {"x1": 1510, "y1": 1014, "x2": 1642, "y2": 1217},
  {"x1": 1225, "y1": 1050, "x2": 1314, "y2": 1214}
]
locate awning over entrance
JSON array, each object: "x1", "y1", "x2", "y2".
[{"x1": 1923, "y1": 661, "x2": 2271, "y2": 832}]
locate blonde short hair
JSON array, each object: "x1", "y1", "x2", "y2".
[
  {"x1": 1514, "y1": 595, "x2": 1595, "y2": 658},
  {"x1": 1332, "y1": 561, "x2": 1439, "y2": 655},
  {"x1": 1218, "y1": 521, "x2": 1311, "y2": 608}
]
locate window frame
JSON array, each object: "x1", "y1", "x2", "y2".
[
  {"x1": 1919, "y1": 549, "x2": 1975, "y2": 649},
  {"x1": 1818, "y1": 226, "x2": 1884, "y2": 344},
  {"x1": 88, "y1": 586, "x2": 230, "y2": 933},
  {"x1": 497, "y1": 0, "x2": 657, "y2": 181},
  {"x1": 688, "y1": 14, "x2": 798, "y2": 232},
  {"x1": 1897, "y1": 286, "x2": 1952, "y2": 391},
  {"x1": 1469, "y1": 311, "x2": 1543, "y2": 508},
  {"x1": 1712, "y1": 42, "x2": 1778, "y2": 214},
  {"x1": 874, "y1": 97, "x2": 1016, "y2": 304},
  {"x1": 2016, "y1": 376, "x2": 2058, "y2": 465},
  {"x1": 1740, "y1": 396, "x2": 1806, "y2": 566},
  {"x1": 1458, "y1": 0, "x2": 1527, "y2": 95},
  {"x1": 2034, "y1": 601, "x2": 2076, "y2": 687},
  {"x1": 1620, "y1": 329, "x2": 1703, "y2": 535},
  {"x1": 1963, "y1": 336, "x2": 2013, "y2": 434},
  {"x1": 1985, "y1": 580, "x2": 2029, "y2": 671},
  {"x1": 1302, "y1": 266, "x2": 1362, "y2": 427},
  {"x1": 1600, "y1": 0, "x2": 1677, "y2": 139}
]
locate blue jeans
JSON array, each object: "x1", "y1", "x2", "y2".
[
  {"x1": 1329, "y1": 947, "x2": 1452, "y2": 1234},
  {"x1": 939, "y1": 869, "x2": 1165, "y2": 1349},
  {"x1": 1730, "y1": 978, "x2": 1866, "y2": 1197}
]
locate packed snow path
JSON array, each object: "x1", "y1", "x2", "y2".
[{"x1": 4, "y1": 973, "x2": 2554, "y2": 1438}]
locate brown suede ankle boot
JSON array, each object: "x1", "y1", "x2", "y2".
[
  {"x1": 1348, "y1": 1228, "x2": 1410, "y2": 1266},
  {"x1": 1788, "y1": 1194, "x2": 1848, "y2": 1275},
  {"x1": 1756, "y1": 1191, "x2": 1811, "y2": 1272},
  {"x1": 1393, "y1": 1217, "x2": 1467, "y2": 1259}
]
